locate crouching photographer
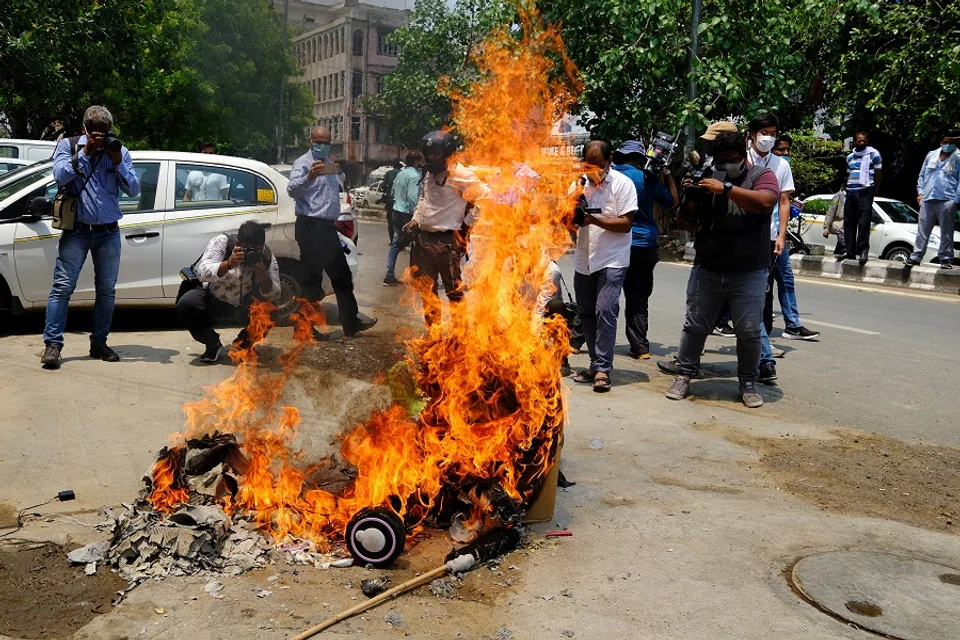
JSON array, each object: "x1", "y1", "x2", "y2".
[
  {"x1": 177, "y1": 220, "x2": 280, "y2": 363},
  {"x1": 665, "y1": 130, "x2": 779, "y2": 408}
]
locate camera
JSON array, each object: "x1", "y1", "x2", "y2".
[
  {"x1": 572, "y1": 194, "x2": 601, "y2": 227},
  {"x1": 680, "y1": 151, "x2": 714, "y2": 200},
  {"x1": 243, "y1": 247, "x2": 264, "y2": 266},
  {"x1": 102, "y1": 131, "x2": 122, "y2": 153},
  {"x1": 639, "y1": 131, "x2": 679, "y2": 179}
]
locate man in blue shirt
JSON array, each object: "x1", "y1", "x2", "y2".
[
  {"x1": 41, "y1": 105, "x2": 140, "y2": 369},
  {"x1": 843, "y1": 131, "x2": 883, "y2": 265},
  {"x1": 612, "y1": 140, "x2": 677, "y2": 359},
  {"x1": 383, "y1": 150, "x2": 424, "y2": 286},
  {"x1": 906, "y1": 130, "x2": 960, "y2": 268},
  {"x1": 288, "y1": 126, "x2": 376, "y2": 337}
]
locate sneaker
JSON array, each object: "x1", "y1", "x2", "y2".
[
  {"x1": 858, "y1": 253, "x2": 868, "y2": 266},
  {"x1": 89, "y1": 342, "x2": 120, "y2": 362},
  {"x1": 657, "y1": 358, "x2": 679, "y2": 375},
  {"x1": 758, "y1": 361, "x2": 778, "y2": 384},
  {"x1": 941, "y1": 262, "x2": 953, "y2": 270},
  {"x1": 665, "y1": 376, "x2": 690, "y2": 401},
  {"x1": 382, "y1": 276, "x2": 402, "y2": 286},
  {"x1": 783, "y1": 326, "x2": 820, "y2": 341},
  {"x1": 41, "y1": 343, "x2": 62, "y2": 369},
  {"x1": 904, "y1": 258, "x2": 921, "y2": 267},
  {"x1": 739, "y1": 382, "x2": 764, "y2": 408},
  {"x1": 199, "y1": 342, "x2": 223, "y2": 363},
  {"x1": 629, "y1": 350, "x2": 651, "y2": 360},
  {"x1": 346, "y1": 316, "x2": 378, "y2": 337},
  {"x1": 713, "y1": 323, "x2": 735, "y2": 337}
]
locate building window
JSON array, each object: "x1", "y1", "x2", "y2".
[
  {"x1": 352, "y1": 30, "x2": 364, "y2": 56},
  {"x1": 374, "y1": 75, "x2": 383, "y2": 94},
  {"x1": 377, "y1": 30, "x2": 399, "y2": 56},
  {"x1": 375, "y1": 121, "x2": 390, "y2": 143},
  {"x1": 320, "y1": 76, "x2": 326, "y2": 101},
  {"x1": 351, "y1": 117, "x2": 361, "y2": 143},
  {"x1": 340, "y1": 70, "x2": 345, "y2": 97},
  {"x1": 352, "y1": 70, "x2": 362, "y2": 99},
  {"x1": 312, "y1": 39, "x2": 317, "y2": 63}
]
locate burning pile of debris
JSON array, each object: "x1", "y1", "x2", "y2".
[{"x1": 102, "y1": 5, "x2": 579, "y2": 582}]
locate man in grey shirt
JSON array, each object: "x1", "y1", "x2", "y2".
[{"x1": 287, "y1": 126, "x2": 376, "y2": 336}]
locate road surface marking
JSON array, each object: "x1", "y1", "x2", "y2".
[{"x1": 800, "y1": 319, "x2": 881, "y2": 335}]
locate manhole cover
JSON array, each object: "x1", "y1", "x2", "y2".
[{"x1": 790, "y1": 551, "x2": 960, "y2": 640}]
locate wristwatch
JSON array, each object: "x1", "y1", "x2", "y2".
[{"x1": 723, "y1": 181, "x2": 733, "y2": 196}]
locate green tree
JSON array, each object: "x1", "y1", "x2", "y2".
[
  {"x1": 360, "y1": 0, "x2": 514, "y2": 149},
  {"x1": 783, "y1": 131, "x2": 848, "y2": 195}
]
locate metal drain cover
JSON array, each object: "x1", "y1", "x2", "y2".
[{"x1": 791, "y1": 551, "x2": 960, "y2": 640}]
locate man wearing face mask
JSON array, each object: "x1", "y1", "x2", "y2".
[
  {"x1": 404, "y1": 130, "x2": 492, "y2": 326},
  {"x1": 287, "y1": 126, "x2": 377, "y2": 337},
  {"x1": 843, "y1": 131, "x2": 883, "y2": 265},
  {"x1": 667, "y1": 131, "x2": 780, "y2": 408},
  {"x1": 905, "y1": 130, "x2": 960, "y2": 268},
  {"x1": 383, "y1": 150, "x2": 425, "y2": 286},
  {"x1": 570, "y1": 140, "x2": 638, "y2": 393},
  {"x1": 773, "y1": 135, "x2": 792, "y2": 160}
]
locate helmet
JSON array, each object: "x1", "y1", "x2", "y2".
[{"x1": 419, "y1": 131, "x2": 457, "y2": 158}]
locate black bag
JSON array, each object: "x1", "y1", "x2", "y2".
[
  {"x1": 177, "y1": 234, "x2": 236, "y2": 302},
  {"x1": 52, "y1": 136, "x2": 97, "y2": 231}
]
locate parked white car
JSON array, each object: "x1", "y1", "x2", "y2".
[
  {"x1": 0, "y1": 158, "x2": 36, "y2": 175},
  {"x1": 0, "y1": 152, "x2": 357, "y2": 321},
  {"x1": 799, "y1": 195, "x2": 960, "y2": 263},
  {"x1": 350, "y1": 180, "x2": 387, "y2": 210},
  {"x1": 0, "y1": 139, "x2": 58, "y2": 162}
]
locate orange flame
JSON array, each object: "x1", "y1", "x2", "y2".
[
  {"x1": 147, "y1": 452, "x2": 189, "y2": 512},
  {"x1": 148, "y1": 6, "x2": 581, "y2": 546}
]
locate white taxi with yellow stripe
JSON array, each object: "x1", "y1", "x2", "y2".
[{"x1": 0, "y1": 151, "x2": 357, "y2": 318}]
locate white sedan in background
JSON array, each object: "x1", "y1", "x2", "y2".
[
  {"x1": 0, "y1": 152, "x2": 357, "y2": 322},
  {"x1": 799, "y1": 195, "x2": 960, "y2": 264},
  {"x1": 271, "y1": 163, "x2": 359, "y2": 246}
]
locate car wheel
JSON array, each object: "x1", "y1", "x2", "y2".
[
  {"x1": 275, "y1": 260, "x2": 305, "y2": 325},
  {"x1": 882, "y1": 244, "x2": 912, "y2": 263}
]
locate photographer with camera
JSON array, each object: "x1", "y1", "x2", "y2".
[
  {"x1": 176, "y1": 221, "x2": 280, "y2": 363},
  {"x1": 40, "y1": 105, "x2": 140, "y2": 370},
  {"x1": 666, "y1": 131, "x2": 779, "y2": 408},
  {"x1": 570, "y1": 140, "x2": 638, "y2": 393},
  {"x1": 611, "y1": 140, "x2": 677, "y2": 360}
]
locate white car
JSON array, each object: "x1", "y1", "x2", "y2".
[
  {"x1": 0, "y1": 158, "x2": 36, "y2": 175},
  {"x1": 799, "y1": 195, "x2": 960, "y2": 263},
  {"x1": 350, "y1": 180, "x2": 387, "y2": 210},
  {"x1": 0, "y1": 138, "x2": 58, "y2": 162},
  {"x1": 0, "y1": 152, "x2": 357, "y2": 322}
]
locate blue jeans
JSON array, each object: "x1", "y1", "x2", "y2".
[
  {"x1": 676, "y1": 266, "x2": 767, "y2": 383},
  {"x1": 773, "y1": 248, "x2": 801, "y2": 329},
  {"x1": 385, "y1": 210, "x2": 413, "y2": 279},
  {"x1": 43, "y1": 224, "x2": 121, "y2": 346},
  {"x1": 574, "y1": 267, "x2": 627, "y2": 374},
  {"x1": 760, "y1": 322, "x2": 774, "y2": 366}
]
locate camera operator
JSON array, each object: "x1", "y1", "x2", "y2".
[
  {"x1": 176, "y1": 221, "x2": 280, "y2": 363},
  {"x1": 666, "y1": 131, "x2": 779, "y2": 408},
  {"x1": 570, "y1": 140, "x2": 637, "y2": 393},
  {"x1": 611, "y1": 140, "x2": 677, "y2": 360},
  {"x1": 41, "y1": 105, "x2": 141, "y2": 370}
]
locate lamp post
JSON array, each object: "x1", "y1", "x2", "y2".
[{"x1": 683, "y1": 0, "x2": 702, "y2": 153}]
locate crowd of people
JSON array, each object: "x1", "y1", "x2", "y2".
[{"x1": 36, "y1": 104, "x2": 960, "y2": 412}]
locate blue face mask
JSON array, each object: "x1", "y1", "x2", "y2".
[
  {"x1": 943, "y1": 144, "x2": 957, "y2": 154},
  {"x1": 782, "y1": 155, "x2": 791, "y2": 164},
  {"x1": 312, "y1": 142, "x2": 331, "y2": 160}
]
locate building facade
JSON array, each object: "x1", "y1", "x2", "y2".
[{"x1": 279, "y1": 0, "x2": 410, "y2": 186}]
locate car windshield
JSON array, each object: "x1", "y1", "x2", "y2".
[
  {"x1": 0, "y1": 167, "x2": 55, "y2": 203},
  {"x1": 877, "y1": 200, "x2": 919, "y2": 223}
]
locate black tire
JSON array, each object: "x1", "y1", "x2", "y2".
[
  {"x1": 274, "y1": 259, "x2": 305, "y2": 325},
  {"x1": 882, "y1": 244, "x2": 912, "y2": 263}
]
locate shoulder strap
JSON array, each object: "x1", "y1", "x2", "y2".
[{"x1": 224, "y1": 234, "x2": 236, "y2": 260}]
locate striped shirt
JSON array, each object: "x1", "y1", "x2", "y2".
[{"x1": 845, "y1": 149, "x2": 882, "y2": 191}]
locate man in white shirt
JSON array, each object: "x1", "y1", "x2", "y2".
[
  {"x1": 404, "y1": 130, "x2": 492, "y2": 326},
  {"x1": 176, "y1": 221, "x2": 281, "y2": 363},
  {"x1": 570, "y1": 140, "x2": 638, "y2": 393},
  {"x1": 184, "y1": 142, "x2": 229, "y2": 202},
  {"x1": 747, "y1": 114, "x2": 820, "y2": 384}
]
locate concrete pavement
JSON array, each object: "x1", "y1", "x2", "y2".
[{"x1": 0, "y1": 221, "x2": 958, "y2": 639}]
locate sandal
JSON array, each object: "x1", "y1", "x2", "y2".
[
  {"x1": 593, "y1": 372, "x2": 611, "y2": 393},
  {"x1": 572, "y1": 370, "x2": 596, "y2": 384}
]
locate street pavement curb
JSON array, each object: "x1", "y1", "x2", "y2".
[{"x1": 789, "y1": 254, "x2": 960, "y2": 294}]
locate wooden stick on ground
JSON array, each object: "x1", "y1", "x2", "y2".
[{"x1": 290, "y1": 564, "x2": 449, "y2": 640}]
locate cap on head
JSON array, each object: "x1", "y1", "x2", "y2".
[
  {"x1": 615, "y1": 140, "x2": 645, "y2": 157},
  {"x1": 701, "y1": 121, "x2": 738, "y2": 141}
]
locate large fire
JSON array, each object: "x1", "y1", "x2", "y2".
[{"x1": 149, "y1": 6, "x2": 583, "y2": 548}]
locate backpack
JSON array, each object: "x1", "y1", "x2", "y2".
[{"x1": 177, "y1": 234, "x2": 237, "y2": 302}]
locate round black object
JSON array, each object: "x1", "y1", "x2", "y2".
[
  {"x1": 345, "y1": 507, "x2": 405, "y2": 567},
  {"x1": 419, "y1": 131, "x2": 456, "y2": 157},
  {"x1": 103, "y1": 131, "x2": 122, "y2": 154}
]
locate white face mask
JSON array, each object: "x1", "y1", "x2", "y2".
[
  {"x1": 722, "y1": 159, "x2": 746, "y2": 179},
  {"x1": 754, "y1": 135, "x2": 776, "y2": 153}
]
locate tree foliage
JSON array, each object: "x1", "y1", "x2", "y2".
[
  {"x1": 0, "y1": 0, "x2": 311, "y2": 160},
  {"x1": 783, "y1": 132, "x2": 848, "y2": 195},
  {"x1": 360, "y1": 0, "x2": 514, "y2": 150}
]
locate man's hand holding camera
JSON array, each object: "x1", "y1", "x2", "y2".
[
  {"x1": 308, "y1": 159, "x2": 326, "y2": 179},
  {"x1": 84, "y1": 130, "x2": 123, "y2": 166},
  {"x1": 695, "y1": 178, "x2": 726, "y2": 195}
]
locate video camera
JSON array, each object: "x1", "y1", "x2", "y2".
[
  {"x1": 680, "y1": 150, "x2": 714, "y2": 202},
  {"x1": 638, "y1": 130, "x2": 679, "y2": 179}
]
